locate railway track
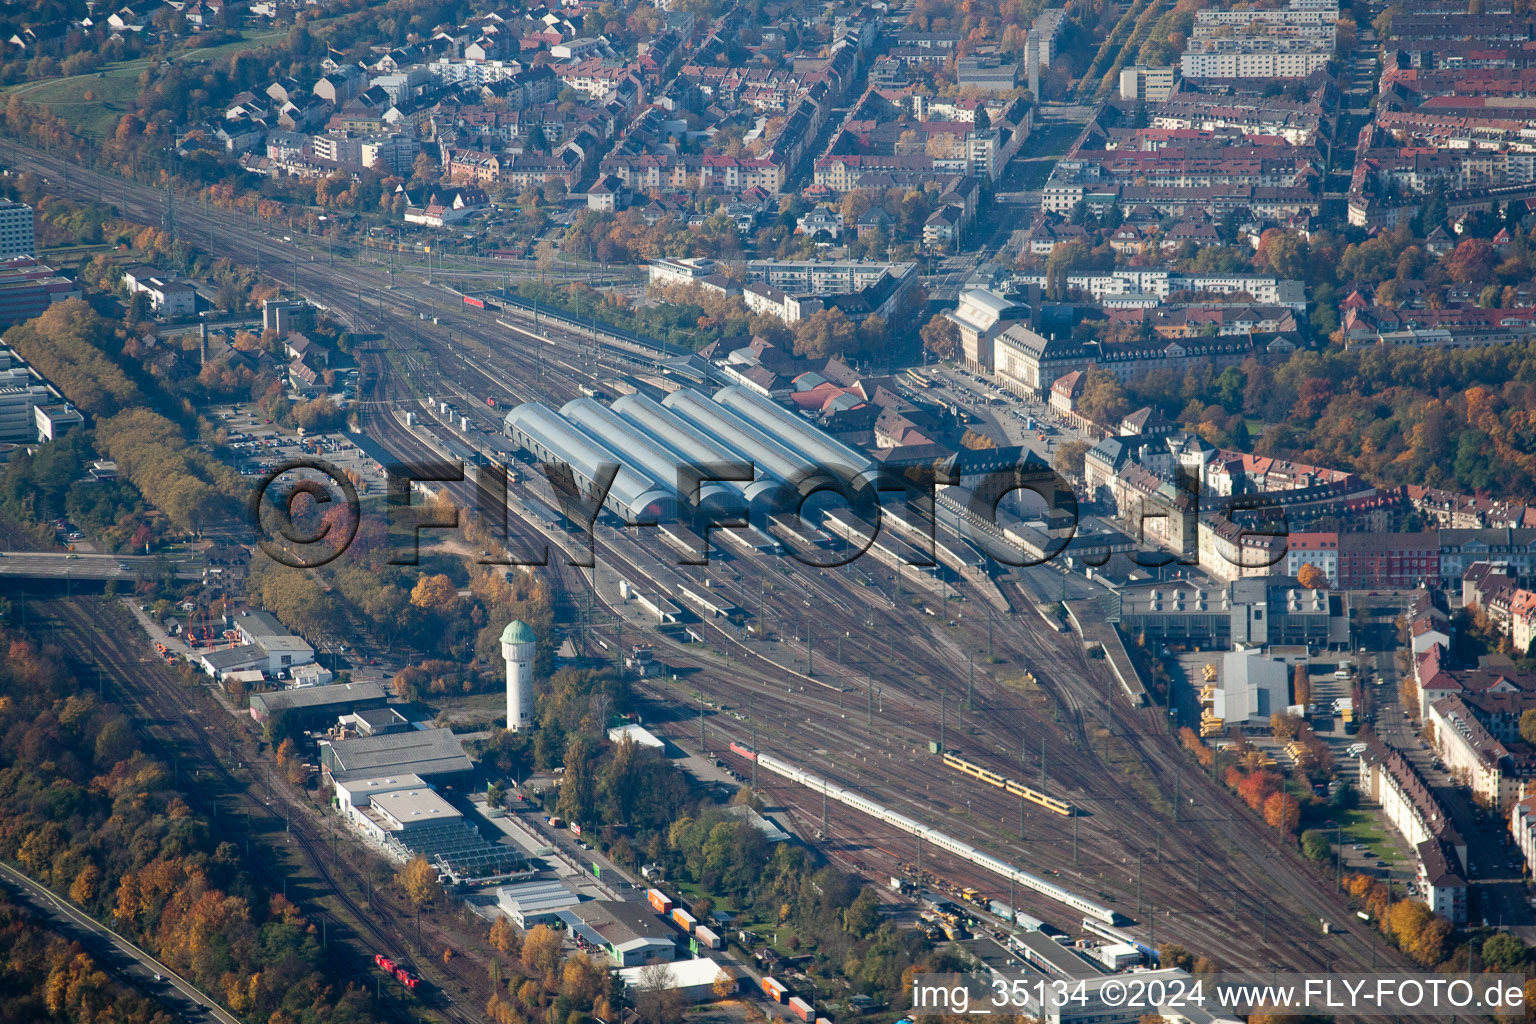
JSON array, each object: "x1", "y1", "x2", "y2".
[
  {"x1": 12, "y1": 137, "x2": 1417, "y2": 975},
  {"x1": 41, "y1": 597, "x2": 490, "y2": 1024}
]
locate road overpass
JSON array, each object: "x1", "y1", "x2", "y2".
[{"x1": 0, "y1": 552, "x2": 203, "y2": 585}]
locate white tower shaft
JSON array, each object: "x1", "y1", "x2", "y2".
[{"x1": 503, "y1": 639, "x2": 535, "y2": 731}]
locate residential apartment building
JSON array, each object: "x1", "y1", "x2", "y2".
[
  {"x1": 1119, "y1": 65, "x2": 1177, "y2": 101},
  {"x1": 0, "y1": 201, "x2": 35, "y2": 259}
]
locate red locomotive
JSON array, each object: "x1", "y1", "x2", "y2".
[{"x1": 373, "y1": 953, "x2": 420, "y2": 990}]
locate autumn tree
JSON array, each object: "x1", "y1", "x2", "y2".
[
  {"x1": 1236, "y1": 771, "x2": 1282, "y2": 811},
  {"x1": 920, "y1": 313, "x2": 959, "y2": 361},
  {"x1": 397, "y1": 855, "x2": 443, "y2": 908},
  {"x1": 489, "y1": 915, "x2": 520, "y2": 957},
  {"x1": 1445, "y1": 238, "x2": 1497, "y2": 286},
  {"x1": 632, "y1": 961, "x2": 684, "y2": 1024},
  {"x1": 521, "y1": 923, "x2": 563, "y2": 977},
  {"x1": 410, "y1": 573, "x2": 458, "y2": 611},
  {"x1": 791, "y1": 307, "x2": 861, "y2": 359},
  {"x1": 1519, "y1": 709, "x2": 1536, "y2": 747},
  {"x1": 1054, "y1": 438, "x2": 1091, "y2": 480},
  {"x1": 560, "y1": 953, "x2": 605, "y2": 1005},
  {"x1": 1074, "y1": 367, "x2": 1131, "y2": 426},
  {"x1": 1262, "y1": 792, "x2": 1300, "y2": 833},
  {"x1": 1157, "y1": 945, "x2": 1194, "y2": 972},
  {"x1": 1293, "y1": 664, "x2": 1310, "y2": 708},
  {"x1": 1296, "y1": 563, "x2": 1328, "y2": 590}
]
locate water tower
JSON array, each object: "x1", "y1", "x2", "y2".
[{"x1": 500, "y1": 620, "x2": 537, "y2": 731}]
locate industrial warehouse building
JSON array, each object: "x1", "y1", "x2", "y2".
[
  {"x1": 320, "y1": 727, "x2": 475, "y2": 784},
  {"x1": 249, "y1": 680, "x2": 389, "y2": 727},
  {"x1": 496, "y1": 878, "x2": 583, "y2": 928},
  {"x1": 503, "y1": 384, "x2": 878, "y2": 529},
  {"x1": 201, "y1": 609, "x2": 316, "y2": 680},
  {"x1": 1212, "y1": 648, "x2": 1291, "y2": 725},
  {"x1": 334, "y1": 770, "x2": 527, "y2": 883},
  {"x1": 568, "y1": 901, "x2": 679, "y2": 966},
  {"x1": 616, "y1": 958, "x2": 737, "y2": 1003}
]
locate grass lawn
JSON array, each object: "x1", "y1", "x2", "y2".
[
  {"x1": 1338, "y1": 809, "x2": 1402, "y2": 864},
  {"x1": 5, "y1": 64, "x2": 143, "y2": 139},
  {"x1": 1, "y1": 27, "x2": 287, "y2": 140}
]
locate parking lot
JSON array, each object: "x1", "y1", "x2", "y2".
[{"x1": 212, "y1": 403, "x2": 388, "y2": 495}]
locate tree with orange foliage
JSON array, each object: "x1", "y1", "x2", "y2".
[
  {"x1": 521, "y1": 923, "x2": 563, "y2": 977},
  {"x1": 1262, "y1": 792, "x2": 1300, "y2": 833},
  {"x1": 1297, "y1": 563, "x2": 1328, "y2": 590},
  {"x1": 410, "y1": 573, "x2": 458, "y2": 611},
  {"x1": 1237, "y1": 771, "x2": 1282, "y2": 812},
  {"x1": 489, "y1": 915, "x2": 519, "y2": 957}
]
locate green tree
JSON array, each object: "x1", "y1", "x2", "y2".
[
  {"x1": 1520, "y1": 709, "x2": 1536, "y2": 747},
  {"x1": 1300, "y1": 829, "x2": 1331, "y2": 863},
  {"x1": 1482, "y1": 933, "x2": 1526, "y2": 972}
]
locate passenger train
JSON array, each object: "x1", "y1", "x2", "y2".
[
  {"x1": 728, "y1": 743, "x2": 1122, "y2": 926},
  {"x1": 941, "y1": 752, "x2": 1076, "y2": 817}
]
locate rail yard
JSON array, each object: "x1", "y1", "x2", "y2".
[{"x1": 10, "y1": 135, "x2": 1420, "y2": 1007}]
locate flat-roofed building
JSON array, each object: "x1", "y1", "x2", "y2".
[
  {"x1": 0, "y1": 201, "x2": 34, "y2": 259},
  {"x1": 944, "y1": 287, "x2": 1028, "y2": 373},
  {"x1": 248, "y1": 680, "x2": 388, "y2": 727},
  {"x1": 497, "y1": 878, "x2": 583, "y2": 928},
  {"x1": 616, "y1": 958, "x2": 737, "y2": 1003},
  {"x1": 321, "y1": 727, "x2": 475, "y2": 783}
]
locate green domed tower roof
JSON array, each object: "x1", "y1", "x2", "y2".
[{"x1": 500, "y1": 620, "x2": 537, "y2": 645}]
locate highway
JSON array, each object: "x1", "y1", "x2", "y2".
[
  {"x1": 0, "y1": 860, "x2": 237, "y2": 1024},
  {"x1": 14, "y1": 136, "x2": 1422, "y2": 976}
]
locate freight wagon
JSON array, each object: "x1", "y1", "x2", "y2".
[
  {"x1": 762, "y1": 977, "x2": 788, "y2": 1003},
  {"x1": 694, "y1": 925, "x2": 723, "y2": 950},
  {"x1": 670, "y1": 907, "x2": 697, "y2": 934},
  {"x1": 647, "y1": 889, "x2": 672, "y2": 914},
  {"x1": 788, "y1": 996, "x2": 814, "y2": 1021}
]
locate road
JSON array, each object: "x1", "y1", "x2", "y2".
[
  {"x1": 0, "y1": 860, "x2": 238, "y2": 1024},
  {"x1": 0, "y1": 551, "x2": 202, "y2": 581},
  {"x1": 1365, "y1": 614, "x2": 1535, "y2": 937},
  {"x1": 14, "y1": 135, "x2": 1426, "y2": 978}
]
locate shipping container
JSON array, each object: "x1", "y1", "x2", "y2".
[
  {"x1": 788, "y1": 996, "x2": 814, "y2": 1021},
  {"x1": 670, "y1": 908, "x2": 697, "y2": 934},
  {"x1": 647, "y1": 889, "x2": 672, "y2": 915},
  {"x1": 816, "y1": 1017, "x2": 834, "y2": 1024},
  {"x1": 694, "y1": 926, "x2": 723, "y2": 950},
  {"x1": 762, "y1": 977, "x2": 787, "y2": 1003}
]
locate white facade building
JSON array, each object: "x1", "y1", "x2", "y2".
[{"x1": 0, "y1": 201, "x2": 35, "y2": 259}]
